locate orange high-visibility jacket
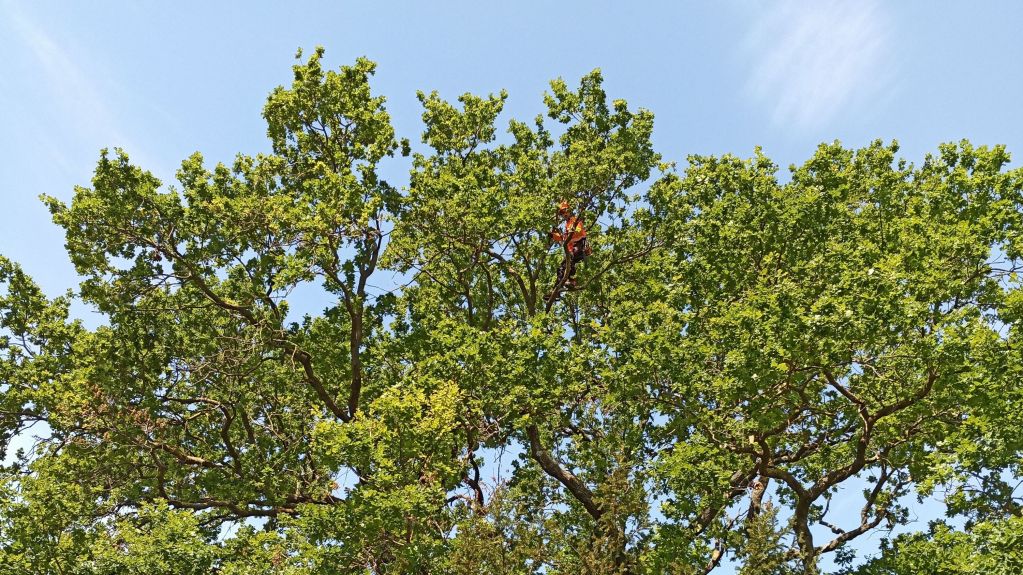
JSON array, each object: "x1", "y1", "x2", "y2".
[{"x1": 551, "y1": 216, "x2": 587, "y2": 252}]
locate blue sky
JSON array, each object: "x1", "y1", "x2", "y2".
[
  {"x1": 2, "y1": 0, "x2": 1022, "y2": 569},
  {"x1": 3, "y1": 0, "x2": 1022, "y2": 295}
]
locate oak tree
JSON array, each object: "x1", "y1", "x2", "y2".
[{"x1": 2, "y1": 48, "x2": 1022, "y2": 574}]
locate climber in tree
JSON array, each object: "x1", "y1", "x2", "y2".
[{"x1": 549, "y1": 200, "x2": 592, "y2": 290}]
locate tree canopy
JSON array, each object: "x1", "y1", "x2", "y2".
[{"x1": 2, "y1": 48, "x2": 1022, "y2": 574}]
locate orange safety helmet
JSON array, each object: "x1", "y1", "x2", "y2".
[{"x1": 558, "y1": 200, "x2": 571, "y2": 216}]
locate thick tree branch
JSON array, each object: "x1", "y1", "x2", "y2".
[{"x1": 526, "y1": 424, "x2": 603, "y2": 520}]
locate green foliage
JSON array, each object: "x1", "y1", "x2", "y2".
[
  {"x1": 2, "y1": 48, "x2": 1023, "y2": 574},
  {"x1": 848, "y1": 517, "x2": 1023, "y2": 575}
]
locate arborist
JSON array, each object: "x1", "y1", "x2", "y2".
[{"x1": 549, "y1": 200, "x2": 592, "y2": 290}]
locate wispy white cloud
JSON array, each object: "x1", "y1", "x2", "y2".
[
  {"x1": 2, "y1": 2, "x2": 157, "y2": 175},
  {"x1": 742, "y1": 0, "x2": 895, "y2": 130}
]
